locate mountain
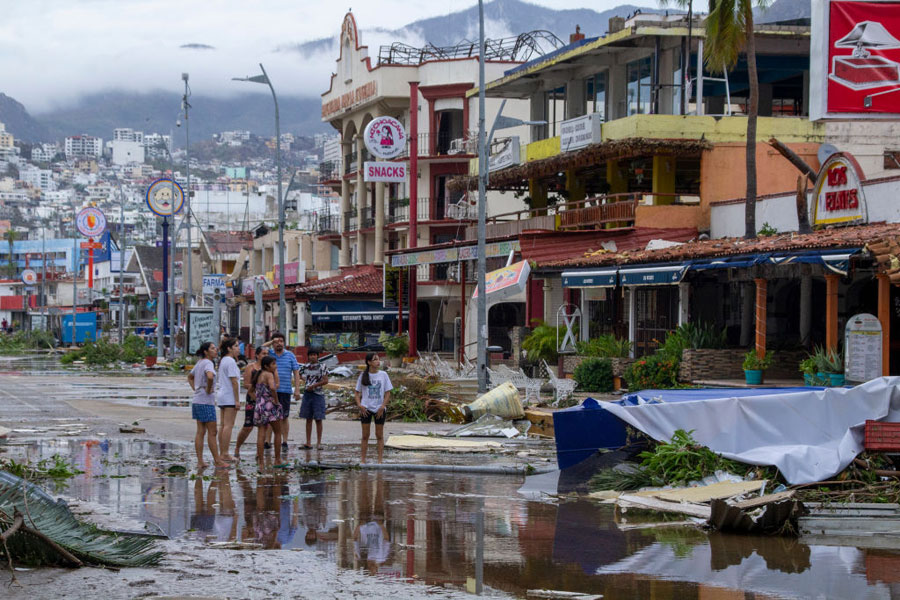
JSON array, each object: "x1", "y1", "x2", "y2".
[
  {"x1": 0, "y1": 93, "x2": 54, "y2": 143},
  {"x1": 31, "y1": 91, "x2": 326, "y2": 146},
  {"x1": 287, "y1": 0, "x2": 672, "y2": 57}
]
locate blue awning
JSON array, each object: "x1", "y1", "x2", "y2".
[
  {"x1": 309, "y1": 300, "x2": 405, "y2": 323},
  {"x1": 562, "y1": 269, "x2": 617, "y2": 288},
  {"x1": 689, "y1": 249, "x2": 861, "y2": 277},
  {"x1": 619, "y1": 264, "x2": 688, "y2": 286}
]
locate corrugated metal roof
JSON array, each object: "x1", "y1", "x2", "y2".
[{"x1": 521, "y1": 227, "x2": 698, "y2": 266}]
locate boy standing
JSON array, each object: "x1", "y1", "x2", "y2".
[{"x1": 300, "y1": 345, "x2": 329, "y2": 449}]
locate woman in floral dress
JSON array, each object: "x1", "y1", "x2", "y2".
[{"x1": 252, "y1": 356, "x2": 283, "y2": 465}]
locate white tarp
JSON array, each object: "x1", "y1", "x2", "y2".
[{"x1": 601, "y1": 377, "x2": 900, "y2": 485}]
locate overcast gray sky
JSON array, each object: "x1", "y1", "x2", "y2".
[{"x1": 2, "y1": 0, "x2": 669, "y2": 113}]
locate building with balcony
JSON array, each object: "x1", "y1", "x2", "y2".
[
  {"x1": 317, "y1": 12, "x2": 561, "y2": 353},
  {"x1": 407, "y1": 13, "x2": 832, "y2": 360},
  {"x1": 65, "y1": 135, "x2": 103, "y2": 160}
]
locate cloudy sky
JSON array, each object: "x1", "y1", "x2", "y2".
[{"x1": 2, "y1": 0, "x2": 673, "y2": 113}]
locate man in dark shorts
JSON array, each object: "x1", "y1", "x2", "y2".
[
  {"x1": 299, "y1": 345, "x2": 329, "y2": 449},
  {"x1": 269, "y1": 332, "x2": 301, "y2": 452}
]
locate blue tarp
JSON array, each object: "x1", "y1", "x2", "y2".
[{"x1": 617, "y1": 387, "x2": 822, "y2": 406}]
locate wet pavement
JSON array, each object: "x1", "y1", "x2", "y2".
[{"x1": 2, "y1": 357, "x2": 900, "y2": 598}]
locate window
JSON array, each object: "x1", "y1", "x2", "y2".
[
  {"x1": 626, "y1": 57, "x2": 653, "y2": 116},
  {"x1": 587, "y1": 72, "x2": 607, "y2": 121}
]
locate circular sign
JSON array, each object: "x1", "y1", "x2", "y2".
[
  {"x1": 21, "y1": 269, "x2": 37, "y2": 286},
  {"x1": 364, "y1": 116, "x2": 407, "y2": 160},
  {"x1": 146, "y1": 178, "x2": 185, "y2": 217},
  {"x1": 76, "y1": 207, "x2": 107, "y2": 237}
]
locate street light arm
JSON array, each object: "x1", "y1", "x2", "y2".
[{"x1": 486, "y1": 99, "x2": 507, "y2": 148}]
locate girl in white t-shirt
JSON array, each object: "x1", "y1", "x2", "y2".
[
  {"x1": 216, "y1": 338, "x2": 242, "y2": 462},
  {"x1": 354, "y1": 353, "x2": 393, "y2": 464},
  {"x1": 188, "y1": 342, "x2": 227, "y2": 469}
]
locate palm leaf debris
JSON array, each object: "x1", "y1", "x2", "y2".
[{"x1": 0, "y1": 470, "x2": 163, "y2": 567}]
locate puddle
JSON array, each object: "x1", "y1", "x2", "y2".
[{"x1": 6, "y1": 438, "x2": 900, "y2": 599}]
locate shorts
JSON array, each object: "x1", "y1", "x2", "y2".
[
  {"x1": 242, "y1": 394, "x2": 255, "y2": 428},
  {"x1": 299, "y1": 391, "x2": 326, "y2": 421},
  {"x1": 192, "y1": 403, "x2": 217, "y2": 423},
  {"x1": 277, "y1": 392, "x2": 292, "y2": 420},
  {"x1": 360, "y1": 409, "x2": 386, "y2": 426}
]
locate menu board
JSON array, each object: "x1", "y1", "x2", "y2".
[
  {"x1": 844, "y1": 313, "x2": 882, "y2": 382},
  {"x1": 187, "y1": 308, "x2": 216, "y2": 355}
]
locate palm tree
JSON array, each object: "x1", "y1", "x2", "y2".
[
  {"x1": 669, "y1": 0, "x2": 768, "y2": 238},
  {"x1": 5, "y1": 229, "x2": 16, "y2": 278}
]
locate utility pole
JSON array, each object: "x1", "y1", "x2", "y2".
[
  {"x1": 118, "y1": 186, "x2": 126, "y2": 344},
  {"x1": 71, "y1": 201, "x2": 78, "y2": 347},
  {"x1": 40, "y1": 227, "x2": 46, "y2": 331},
  {"x1": 476, "y1": 0, "x2": 488, "y2": 393},
  {"x1": 168, "y1": 149, "x2": 177, "y2": 360},
  {"x1": 182, "y1": 73, "x2": 192, "y2": 352}
]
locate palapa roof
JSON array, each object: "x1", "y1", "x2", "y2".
[{"x1": 448, "y1": 137, "x2": 713, "y2": 192}]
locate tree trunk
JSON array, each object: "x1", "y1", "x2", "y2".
[{"x1": 744, "y1": 8, "x2": 759, "y2": 239}]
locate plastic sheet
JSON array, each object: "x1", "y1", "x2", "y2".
[{"x1": 601, "y1": 377, "x2": 900, "y2": 485}]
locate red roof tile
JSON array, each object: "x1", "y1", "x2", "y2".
[
  {"x1": 547, "y1": 222, "x2": 895, "y2": 269},
  {"x1": 520, "y1": 227, "x2": 698, "y2": 266},
  {"x1": 293, "y1": 265, "x2": 383, "y2": 298}
]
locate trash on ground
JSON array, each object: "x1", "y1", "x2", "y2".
[
  {"x1": 0, "y1": 470, "x2": 162, "y2": 567},
  {"x1": 328, "y1": 365, "x2": 355, "y2": 378},
  {"x1": 632, "y1": 479, "x2": 766, "y2": 504},
  {"x1": 526, "y1": 590, "x2": 603, "y2": 599},
  {"x1": 207, "y1": 541, "x2": 264, "y2": 550},
  {"x1": 463, "y1": 382, "x2": 525, "y2": 421},
  {"x1": 118, "y1": 425, "x2": 146, "y2": 434},
  {"x1": 385, "y1": 435, "x2": 503, "y2": 452},
  {"x1": 525, "y1": 409, "x2": 555, "y2": 438},
  {"x1": 446, "y1": 414, "x2": 529, "y2": 438},
  {"x1": 616, "y1": 493, "x2": 713, "y2": 519},
  {"x1": 709, "y1": 490, "x2": 805, "y2": 533}
]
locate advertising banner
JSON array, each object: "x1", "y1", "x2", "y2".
[{"x1": 811, "y1": 0, "x2": 900, "y2": 119}]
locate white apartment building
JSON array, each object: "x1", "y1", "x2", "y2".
[
  {"x1": 322, "y1": 135, "x2": 341, "y2": 176},
  {"x1": 219, "y1": 131, "x2": 250, "y2": 146},
  {"x1": 65, "y1": 135, "x2": 103, "y2": 160},
  {"x1": 113, "y1": 128, "x2": 144, "y2": 143},
  {"x1": 143, "y1": 133, "x2": 171, "y2": 159},
  {"x1": 110, "y1": 140, "x2": 145, "y2": 165},
  {"x1": 19, "y1": 166, "x2": 54, "y2": 191},
  {"x1": 30, "y1": 144, "x2": 58, "y2": 163}
]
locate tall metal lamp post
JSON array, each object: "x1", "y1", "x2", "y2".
[{"x1": 233, "y1": 64, "x2": 286, "y2": 332}]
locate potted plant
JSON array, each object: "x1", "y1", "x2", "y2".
[
  {"x1": 144, "y1": 346, "x2": 158, "y2": 368},
  {"x1": 799, "y1": 356, "x2": 817, "y2": 386},
  {"x1": 379, "y1": 332, "x2": 409, "y2": 368},
  {"x1": 742, "y1": 350, "x2": 773, "y2": 385}
]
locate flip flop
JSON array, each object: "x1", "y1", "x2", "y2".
[
  {"x1": 302, "y1": 444, "x2": 313, "y2": 450},
  {"x1": 273, "y1": 463, "x2": 291, "y2": 469}
]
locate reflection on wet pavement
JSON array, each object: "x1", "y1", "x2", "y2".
[{"x1": 7, "y1": 438, "x2": 900, "y2": 599}]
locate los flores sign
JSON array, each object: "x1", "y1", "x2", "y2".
[{"x1": 812, "y1": 152, "x2": 868, "y2": 226}]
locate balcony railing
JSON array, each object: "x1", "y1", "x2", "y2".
[
  {"x1": 463, "y1": 193, "x2": 700, "y2": 240},
  {"x1": 343, "y1": 210, "x2": 357, "y2": 233},
  {"x1": 318, "y1": 214, "x2": 341, "y2": 234},
  {"x1": 396, "y1": 132, "x2": 477, "y2": 158}
]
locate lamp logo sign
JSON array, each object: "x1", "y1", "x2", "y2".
[
  {"x1": 21, "y1": 269, "x2": 37, "y2": 286},
  {"x1": 76, "y1": 207, "x2": 107, "y2": 237},
  {"x1": 812, "y1": 0, "x2": 900, "y2": 118},
  {"x1": 146, "y1": 178, "x2": 185, "y2": 217},
  {"x1": 363, "y1": 116, "x2": 407, "y2": 160}
]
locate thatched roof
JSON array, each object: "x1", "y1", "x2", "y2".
[{"x1": 448, "y1": 137, "x2": 713, "y2": 192}]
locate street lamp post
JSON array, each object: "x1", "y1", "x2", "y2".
[
  {"x1": 477, "y1": 0, "x2": 488, "y2": 393},
  {"x1": 182, "y1": 73, "x2": 193, "y2": 352},
  {"x1": 233, "y1": 64, "x2": 285, "y2": 333}
]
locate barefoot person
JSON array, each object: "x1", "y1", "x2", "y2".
[
  {"x1": 234, "y1": 345, "x2": 268, "y2": 459},
  {"x1": 300, "y1": 345, "x2": 329, "y2": 450},
  {"x1": 189, "y1": 342, "x2": 227, "y2": 469},
  {"x1": 253, "y1": 355, "x2": 284, "y2": 465},
  {"x1": 216, "y1": 337, "x2": 241, "y2": 461},
  {"x1": 354, "y1": 353, "x2": 393, "y2": 464}
]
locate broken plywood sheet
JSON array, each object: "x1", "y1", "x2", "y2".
[
  {"x1": 617, "y1": 494, "x2": 712, "y2": 519},
  {"x1": 385, "y1": 435, "x2": 502, "y2": 452},
  {"x1": 634, "y1": 480, "x2": 766, "y2": 504}
]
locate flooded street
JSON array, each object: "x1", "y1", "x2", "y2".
[{"x1": 2, "y1": 360, "x2": 900, "y2": 598}]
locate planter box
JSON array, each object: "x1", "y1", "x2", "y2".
[
  {"x1": 679, "y1": 348, "x2": 806, "y2": 382},
  {"x1": 564, "y1": 355, "x2": 633, "y2": 377}
]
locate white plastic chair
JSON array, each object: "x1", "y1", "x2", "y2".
[{"x1": 542, "y1": 359, "x2": 577, "y2": 406}]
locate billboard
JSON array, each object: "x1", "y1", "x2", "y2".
[{"x1": 811, "y1": 0, "x2": 900, "y2": 120}]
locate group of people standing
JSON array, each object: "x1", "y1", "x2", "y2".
[{"x1": 187, "y1": 331, "x2": 394, "y2": 468}]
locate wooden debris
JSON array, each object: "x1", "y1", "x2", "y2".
[
  {"x1": 526, "y1": 590, "x2": 603, "y2": 599},
  {"x1": 616, "y1": 494, "x2": 712, "y2": 519},
  {"x1": 118, "y1": 425, "x2": 145, "y2": 434},
  {"x1": 525, "y1": 409, "x2": 555, "y2": 438},
  {"x1": 633, "y1": 480, "x2": 765, "y2": 504},
  {"x1": 207, "y1": 541, "x2": 264, "y2": 550},
  {"x1": 709, "y1": 491, "x2": 805, "y2": 533}
]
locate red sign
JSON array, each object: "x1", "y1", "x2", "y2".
[
  {"x1": 812, "y1": 152, "x2": 868, "y2": 225},
  {"x1": 364, "y1": 162, "x2": 407, "y2": 183},
  {"x1": 80, "y1": 242, "x2": 103, "y2": 250},
  {"x1": 813, "y1": 1, "x2": 900, "y2": 118}
]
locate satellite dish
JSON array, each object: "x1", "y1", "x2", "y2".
[{"x1": 818, "y1": 144, "x2": 840, "y2": 165}]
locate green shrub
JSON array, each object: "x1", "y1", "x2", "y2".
[
  {"x1": 742, "y1": 350, "x2": 773, "y2": 371},
  {"x1": 80, "y1": 339, "x2": 124, "y2": 365},
  {"x1": 522, "y1": 321, "x2": 566, "y2": 363},
  {"x1": 378, "y1": 332, "x2": 409, "y2": 358},
  {"x1": 575, "y1": 334, "x2": 632, "y2": 358},
  {"x1": 573, "y1": 357, "x2": 614, "y2": 393},
  {"x1": 624, "y1": 354, "x2": 679, "y2": 390},
  {"x1": 121, "y1": 334, "x2": 149, "y2": 363}
]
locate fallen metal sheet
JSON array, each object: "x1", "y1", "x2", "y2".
[
  {"x1": 446, "y1": 414, "x2": 527, "y2": 438},
  {"x1": 385, "y1": 435, "x2": 503, "y2": 451},
  {"x1": 634, "y1": 479, "x2": 766, "y2": 503},
  {"x1": 709, "y1": 491, "x2": 804, "y2": 533}
]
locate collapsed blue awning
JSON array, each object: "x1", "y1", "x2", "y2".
[
  {"x1": 562, "y1": 248, "x2": 862, "y2": 289},
  {"x1": 309, "y1": 300, "x2": 405, "y2": 323},
  {"x1": 619, "y1": 264, "x2": 689, "y2": 286},
  {"x1": 562, "y1": 269, "x2": 617, "y2": 288}
]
